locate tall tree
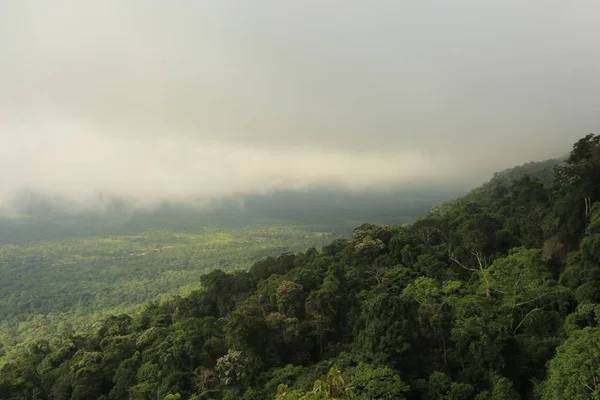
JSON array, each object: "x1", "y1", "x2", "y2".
[{"x1": 555, "y1": 133, "x2": 600, "y2": 218}]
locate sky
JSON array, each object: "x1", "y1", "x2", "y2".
[{"x1": 1, "y1": 0, "x2": 599, "y2": 205}]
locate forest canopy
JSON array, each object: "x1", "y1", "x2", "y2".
[{"x1": 1, "y1": 134, "x2": 600, "y2": 400}]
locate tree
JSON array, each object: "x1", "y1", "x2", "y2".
[
  {"x1": 275, "y1": 368, "x2": 356, "y2": 400},
  {"x1": 351, "y1": 363, "x2": 409, "y2": 399},
  {"x1": 305, "y1": 265, "x2": 348, "y2": 358},
  {"x1": 355, "y1": 268, "x2": 417, "y2": 369},
  {"x1": 476, "y1": 376, "x2": 520, "y2": 400},
  {"x1": 544, "y1": 327, "x2": 600, "y2": 399},
  {"x1": 559, "y1": 206, "x2": 600, "y2": 303},
  {"x1": 215, "y1": 350, "x2": 250, "y2": 386},
  {"x1": 555, "y1": 133, "x2": 600, "y2": 218},
  {"x1": 483, "y1": 248, "x2": 561, "y2": 334},
  {"x1": 109, "y1": 355, "x2": 141, "y2": 399},
  {"x1": 276, "y1": 281, "x2": 304, "y2": 317},
  {"x1": 402, "y1": 277, "x2": 461, "y2": 370},
  {"x1": 448, "y1": 212, "x2": 503, "y2": 296},
  {"x1": 415, "y1": 371, "x2": 474, "y2": 400}
]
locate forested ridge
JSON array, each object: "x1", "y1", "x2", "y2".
[{"x1": 2, "y1": 134, "x2": 600, "y2": 399}]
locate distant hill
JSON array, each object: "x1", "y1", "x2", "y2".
[
  {"x1": 491, "y1": 158, "x2": 563, "y2": 182},
  {"x1": 0, "y1": 187, "x2": 460, "y2": 245}
]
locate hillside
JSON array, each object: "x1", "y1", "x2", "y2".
[
  {"x1": 1, "y1": 134, "x2": 600, "y2": 399},
  {"x1": 0, "y1": 189, "x2": 453, "y2": 366}
]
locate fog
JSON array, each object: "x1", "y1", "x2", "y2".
[{"x1": 1, "y1": 0, "x2": 598, "y2": 207}]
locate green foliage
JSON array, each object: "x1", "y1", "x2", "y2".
[
  {"x1": 1, "y1": 136, "x2": 600, "y2": 399},
  {"x1": 415, "y1": 371, "x2": 474, "y2": 400},
  {"x1": 215, "y1": 350, "x2": 251, "y2": 386},
  {"x1": 0, "y1": 223, "x2": 341, "y2": 362},
  {"x1": 559, "y1": 207, "x2": 600, "y2": 303},
  {"x1": 484, "y1": 248, "x2": 562, "y2": 333},
  {"x1": 544, "y1": 327, "x2": 600, "y2": 399},
  {"x1": 476, "y1": 376, "x2": 520, "y2": 400},
  {"x1": 351, "y1": 362, "x2": 409, "y2": 399},
  {"x1": 276, "y1": 368, "x2": 356, "y2": 400}
]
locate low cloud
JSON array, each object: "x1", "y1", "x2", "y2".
[
  {"x1": 0, "y1": 118, "x2": 456, "y2": 206},
  {"x1": 1, "y1": 0, "x2": 598, "y2": 209}
]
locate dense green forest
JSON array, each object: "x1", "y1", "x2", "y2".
[
  {"x1": 1, "y1": 134, "x2": 599, "y2": 399},
  {"x1": 0, "y1": 224, "x2": 339, "y2": 362},
  {"x1": 0, "y1": 189, "x2": 445, "y2": 364}
]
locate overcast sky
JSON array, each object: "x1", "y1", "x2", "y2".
[{"x1": 1, "y1": 0, "x2": 598, "y2": 204}]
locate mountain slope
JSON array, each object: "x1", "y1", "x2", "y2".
[
  {"x1": 1, "y1": 135, "x2": 599, "y2": 400},
  {"x1": 0, "y1": 189, "x2": 453, "y2": 367}
]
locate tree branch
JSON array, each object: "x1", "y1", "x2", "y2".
[
  {"x1": 515, "y1": 291, "x2": 562, "y2": 307},
  {"x1": 512, "y1": 307, "x2": 540, "y2": 334},
  {"x1": 448, "y1": 247, "x2": 477, "y2": 271},
  {"x1": 513, "y1": 302, "x2": 555, "y2": 334}
]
